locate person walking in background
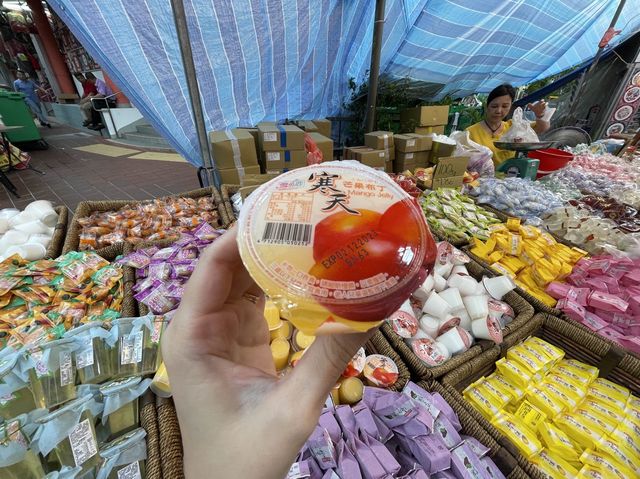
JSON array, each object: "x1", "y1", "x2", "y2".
[
  {"x1": 81, "y1": 72, "x2": 114, "y2": 130},
  {"x1": 13, "y1": 70, "x2": 51, "y2": 128}
]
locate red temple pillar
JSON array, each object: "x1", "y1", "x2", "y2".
[{"x1": 26, "y1": 0, "x2": 75, "y2": 94}]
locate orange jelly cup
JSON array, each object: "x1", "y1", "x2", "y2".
[{"x1": 237, "y1": 161, "x2": 436, "y2": 334}]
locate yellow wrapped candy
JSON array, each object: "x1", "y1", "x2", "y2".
[
  {"x1": 530, "y1": 449, "x2": 579, "y2": 479},
  {"x1": 525, "y1": 384, "x2": 566, "y2": 419},
  {"x1": 495, "y1": 357, "x2": 539, "y2": 389},
  {"x1": 587, "y1": 378, "x2": 628, "y2": 411},
  {"x1": 514, "y1": 400, "x2": 547, "y2": 430},
  {"x1": 595, "y1": 434, "x2": 640, "y2": 473},
  {"x1": 486, "y1": 373, "x2": 524, "y2": 403},
  {"x1": 463, "y1": 386, "x2": 502, "y2": 420},
  {"x1": 579, "y1": 449, "x2": 635, "y2": 479},
  {"x1": 554, "y1": 412, "x2": 604, "y2": 450},
  {"x1": 538, "y1": 422, "x2": 581, "y2": 464},
  {"x1": 491, "y1": 412, "x2": 542, "y2": 459}
]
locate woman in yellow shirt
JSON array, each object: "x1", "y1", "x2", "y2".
[{"x1": 467, "y1": 84, "x2": 550, "y2": 166}]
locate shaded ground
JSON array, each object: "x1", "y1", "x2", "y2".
[{"x1": 1, "y1": 125, "x2": 201, "y2": 212}]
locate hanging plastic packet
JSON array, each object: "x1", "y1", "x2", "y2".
[{"x1": 95, "y1": 427, "x2": 147, "y2": 479}]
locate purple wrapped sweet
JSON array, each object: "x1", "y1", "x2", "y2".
[
  {"x1": 308, "y1": 427, "x2": 337, "y2": 471},
  {"x1": 450, "y1": 442, "x2": 484, "y2": 479},
  {"x1": 336, "y1": 440, "x2": 362, "y2": 479},
  {"x1": 319, "y1": 409, "x2": 342, "y2": 445},
  {"x1": 406, "y1": 434, "x2": 451, "y2": 474},
  {"x1": 432, "y1": 415, "x2": 462, "y2": 450},
  {"x1": 461, "y1": 436, "x2": 490, "y2": 459},
  {"x1": 481, "y1": 457, "x2": 506, "y2": 479}
]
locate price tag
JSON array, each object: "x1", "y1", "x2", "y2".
[
  {"x1": 117, "y1": 462, "x2": 142, "y2": 479},
  {"x1": 59, "y1": 351, "x2": 74, "y2": 387},
  {"x1": 76, "y1": 337, "x2": 94, "y2": 369},
  {"x1": 69, "y1": 419, "x2": 98, "y2": 467},
  {"x1": 120, "y1": 332, "x2": 143, "y2": 365}
]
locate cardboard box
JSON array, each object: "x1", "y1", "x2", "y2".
[
  {"x1": 344, "y1": 146, "x2": 369, "y2": 160},
  {"x1": 296, "y1": 120, "x2": 318, "y2": 133},
  {"x1": 364, "y1": 131, "x2": 394, "y2": 151},
  {"x1": 241, "y1": 173, "x2": 280, "y2": 187},
  {"x1": 385, "y1": 160, "x2": 394, "y2": 173},
  {"x1": 408, "y1": 133, "x2": 433, "y2": 151},
  {"x1": 209, "y1": 129, "x2": 259, "y2": 170},
  {"x1": 415, "y1": 125, "x2": 445, "y2": 136},
  {"x1": 355, "y1": 148, "x2": 388, "y2": 168},
  {"x1": 394, "y1": 134, "x2": 421, "y2": 153},
  {"x1": 263, "y1": 149, "x2": 307, "y2": 172},
  {"x1": 312, "y1": 118, "x2": 332, "y2": 138},
  {"x1": 402, "y1": 105, "x2": 450, "y2": 128},
  {"x1": 308, "y1": 132, "x2": 333, "y2": 162},
  {"x1": 396, "y1": 150, "x2": 429, "y2": 169},
  {"x1": 258, "y1": 124, "x2": 306, "y2": 151},
  {"x1": 386, "y1": 148, "x2": 395, "y2": 161},
  {"x1": 218, "y1": 165, "x2": 262, "y2": 185},
  {"x1": 430, "y1": 140, "x2": 457, "y2": 165},
  {"x1": 431, "y1": 156, "x2": 468, "y2": 189}
]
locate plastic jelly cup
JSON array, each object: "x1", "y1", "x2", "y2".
[
  {"x1": 237, "y1": 161, "x2": 436, "y2": 334},
  {"x1": 65, "y1": 321, "x2": 117, "y2": 384},
  {"x1": 0, "y1": 417, "x2": 46, "y2": 479},
  {"x1": 97, "y1": 427, "x2": 147, "y2": 479},
  {"x1": 36, "y1": 394, "x2": 100, "y2": 475},
  {"x1": 27, "y1": 337, "x2": 78, "y2": 409},
  {"x1": 0, "y1": 353, "x2": 36, "y2": 420},
  {"x1": 100, "y1": 376, "x2": 144, "y2": 440},
  {"x1": 114, "y1": 317, "x2": 164, "y2": 378}
]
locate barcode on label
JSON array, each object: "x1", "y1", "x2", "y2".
[
  {"x1": 69, "y1": 419, "x2": 97, "y2": 467},
  {"x1": 117, "y1": 461, "x2": 142, "y2": 479},
  {"x1": 261, "y1": 222, "x2": 312, "y2": 246},
  {"x1": 59, "y1": 351, "x2": 74, "y2": 387}
]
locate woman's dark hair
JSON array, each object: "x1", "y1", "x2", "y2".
[{"x1": 487, "y1": 84, "x2": 516, "y2": 105}]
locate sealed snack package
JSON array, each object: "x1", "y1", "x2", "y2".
[
  {"x1": 237, "y1": 161, "x2": 436, "y2": 334},
  {"x1": 490, "y1": 412, "x2": 542, "y2": 458},
  {"x1": 95, "y1": 428, "x2": 147, "y2": 479},
  {"x1": 32, "y1": 392, "x2": 103, "y2": 476},
  {"x1": 530, "y1": 449, "x2": 579, "y2": 479}
]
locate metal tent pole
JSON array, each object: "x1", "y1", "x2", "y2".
[
  {"x1": 170, "y1": 0, "x2": 218, "y2": 187},
  {"x1": 564, "y1": 0, "x2": 627, "y2": 126},
  {"x1": 364, "y1": 0, "x2": 386, "y2": 133}
]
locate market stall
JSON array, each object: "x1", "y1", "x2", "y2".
[{"x1": 1, "y1": 111, "x2": 640, "y2": 479}]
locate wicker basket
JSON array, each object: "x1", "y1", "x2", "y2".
[
  {"x1": 382, "y1": 259, "x2": 535, "y2": 382},
  {"x1": 140, "y1": 391, "x2": 162, "y2": 479},
  {"x1": 220, "y1": 184, "x2": 240, "y2": 226},
  {"x1": 44, "y1": 205, "x2": 69, "y2": 259},
  {"x1": 157, "y1": 397, "x2": 185, "y2": 479},
  {"x1": 91, "y1": 242, "x2": 137, "y2": 318},
  {"x1": 62, "y1": 188, "x2": 226, "y2": 255},
  {"x1": 441, "y1": 313, "x2": 640, "y2": 479}
]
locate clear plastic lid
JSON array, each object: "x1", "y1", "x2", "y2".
[
  {"x1": 99, "y1": 427, "x2": 146, "y2": 458},
  {"x1": 99, "y1": 376, "x2": 141, "y2": 396},
  {"x1": 64, "y1": 321, "x2": 106, "y2": 337},
  {"x1": 238, "y1": 162, "x2": 435, "y2": 334}
]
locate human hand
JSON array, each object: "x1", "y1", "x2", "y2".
[
  {"x1": 527, "y1": 100, "x2": 547, "y2": 118},
  {"x1": 162, "y1": 227, "x2": 372, "y2": 479}
]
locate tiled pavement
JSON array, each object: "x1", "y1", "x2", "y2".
[{"x1": 0, "y1": 125, "x2": 201, "y2": 212}]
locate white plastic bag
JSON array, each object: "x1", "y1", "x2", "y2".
[
  {"x1": 502, "y1": 107, "x2": 539, "y2": 143},
  {"x1": 450, "y1": 130, "x2": 495, "y2": 177}
]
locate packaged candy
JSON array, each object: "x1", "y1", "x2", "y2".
[
  {"x1": 530, "y1": 449, "x2": 579, "y2": 479},
  {"x1": 77, "y1": 195, "x2": 221, "y2": 250},
  {"x1": 553, "y1": 412, "x2": 603, "y2": 450},
  {"x1": 537, "y1": 422, "x2": 581, "y2": 463},
  {"x1": 579, "y1": 448, "x2": 635, "y2": 479},
  {"x1": 490, "y1": 412, "x2": 542, "y2": 458},
  {"x1": 237, "y1": 162, "x2": 436, "y2": 334}
]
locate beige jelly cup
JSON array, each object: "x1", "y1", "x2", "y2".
[{"x1": 237, "y1": 161, "x2": 435, "y2": 334}]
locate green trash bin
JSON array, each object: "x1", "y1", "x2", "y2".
[{"x1": 0, "y1": 90, "x2": 44, "y2": 146}]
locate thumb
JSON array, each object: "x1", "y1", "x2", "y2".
[{"x1": 281, "y1": 330, "x2": 374, "y2": 409}]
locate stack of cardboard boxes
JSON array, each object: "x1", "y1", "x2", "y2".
[
  {"x1": 209, "y1": 129, "x2": 261, "y2": 184},
  {"x1": 210, "y1": 118, "x2": 334, "y2": 184},
  {"x1": 393, "y1": 133, "x2": 433, "y2": 173},
  {"x1": 257, "y1": 123, "x2": 307, "y2": 174},
  {"x1": 400, "y1": 105, "x2": 450, "y2": 136},
  {"x1": 342, "y1": 131, "x2": 395, "y2": 173}
]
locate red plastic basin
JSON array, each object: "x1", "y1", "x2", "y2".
[{"x1": 528, "y1": 148, "x2": 573, "y2": 179}]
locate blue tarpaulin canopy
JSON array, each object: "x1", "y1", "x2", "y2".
[{"x1": 47, "y1": 0, "x2": 640, "y2": 166}]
